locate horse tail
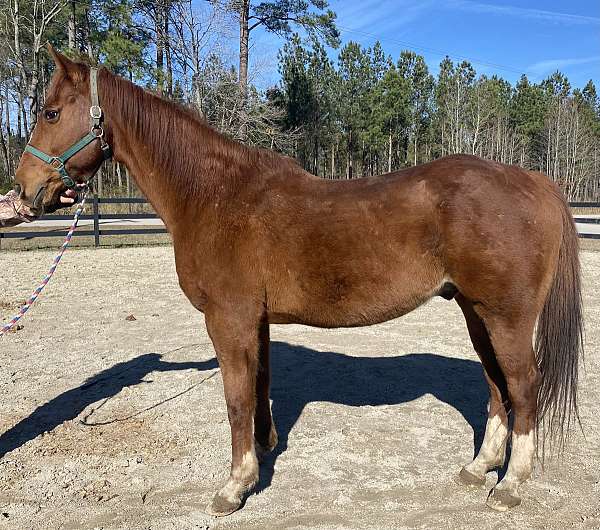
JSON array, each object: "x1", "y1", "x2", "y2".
[{"x1": 535, "y1": 194, "x2": 584, "y2": 455}]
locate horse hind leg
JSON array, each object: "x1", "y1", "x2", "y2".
[
  {"x1": 480, "y1": 313, "x2": 541, "y2": 511},
  {"x1": 456, "y1": 294, "x2": 510, "y2": 487},
  {"x1": 254, "y1": 319, "x2": 278, "y2": 461}
]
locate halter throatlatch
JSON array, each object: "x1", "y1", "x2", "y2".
[{"x1": 24, "y1": 68, "x2": 112, "y2": 190}]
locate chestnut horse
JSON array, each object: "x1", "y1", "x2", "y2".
[{"x1": 14, "y1": 48, "x2": 583, "y2": 515}]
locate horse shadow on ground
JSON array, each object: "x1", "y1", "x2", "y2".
[
  {"x1": 0, "y1": 353, "x2": 219, "y2": 458},
  {"x1": 0, "y1": 342, "x2": 488, "y2": 492},
  {"x1": 259, "y1": 342, "x2": 488, "y2": 492}
]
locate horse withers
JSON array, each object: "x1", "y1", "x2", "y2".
[{"x1": 13, "y1": 47, "x2": 583, "y2": 515}]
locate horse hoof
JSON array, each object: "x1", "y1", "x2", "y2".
[
  {"x1": 205, "y1": 493, "x2": 241, "y2": 517},
  {"x1": 486, "y1": 488, "x2": 521, "y2": 511},
  {"x1": 455, "y1": 467, "x2": 486, "y2": 487}
]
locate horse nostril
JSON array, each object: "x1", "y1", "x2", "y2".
[{"x1": 14, "y1": 183, "x2": 22, "y2": 197}]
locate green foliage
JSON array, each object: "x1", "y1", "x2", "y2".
[
  {"x1": 277, "y1": 34, "x2": 338, "y2": 172},
  {"x1": 251, "y1": 0, "x2": 340, "y2": 47},
  {"x1": 577, "y1": 80, "x2": 600, "y2": 137},
  {"x1": 276, "y1": 39, "x2": 600, "y2": 197},
  {"x1": 0, "y1": 1, "x2": 598, "y2": 200},
  {"x1": 92, "y1": 0, "x2": 150, "y2": 80}
]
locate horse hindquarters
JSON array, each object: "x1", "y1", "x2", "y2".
[{"x1": 453, "y1": 195, "x2": 582, "y2": 511}]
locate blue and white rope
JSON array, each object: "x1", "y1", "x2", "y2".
[{"x1": 0, "y1": 192, "x2": 88, "y2": 338}]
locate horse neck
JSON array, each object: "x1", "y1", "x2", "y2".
[{"x1": 99, "y1": 70, "x2": 256, "y2": 231}]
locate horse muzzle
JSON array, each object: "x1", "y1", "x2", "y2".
[{"x1": 13, "y1": 182, "x2": 48, "y2": 217}]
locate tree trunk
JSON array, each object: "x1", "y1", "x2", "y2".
[
  {"x1": 238, "y1": 0, "x2": 250, "y2": 102},
  {"x1": 126, "y1": 165, "x2": 132, "y2": 214},
  {"x1": 0, "y1": 97, "x2": 9, "y2": 177},
  {"x1": 29, "y1": 51, "x2": 40, "y2": 132},
  {"x1": 16, "y1": 90, "x2": 22, "y2": 139},
  {"x1": 84, "y1": 7, "x2": 94, "y2": 59},
  {"x1": 68, "y1": 0, "x2": 76, "y2": 50},
  {"x1": 164, "y1": 2, "x2": 173, "y2": 96},
  {"x1": 413, "y1": 132, "x2": 418, "y2": 166},
  {"x1": 95, "y1": 165, "x2": 104, "y2": 197},
  {"x1": 155, "y1": 3, "x2": 164, "y2": 94},
  {"x1": 19, "y1": 90, "x2": 28, "y2": 137},
  {"x1": 12, "y1": 0, "x2": 28, "y2": 138},
  {"x1": 388, "y1": 130, "x2": 392, "y2": 172},
  {"x1": 4, "y1": 83, "x2": 11, "y2": 176},
  {"x1": 331, "y1": 144, "x2": 335, "y2": 179},
  {"x1": 238, "y1": 0, "x2": 250, "y2": 139},
  {"x1": 116, "y1": 161, "x2": 122, "y2": 188}
]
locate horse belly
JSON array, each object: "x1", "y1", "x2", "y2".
[{"x1": 267, "y1": 260, "x2": 445, "y2": 328}]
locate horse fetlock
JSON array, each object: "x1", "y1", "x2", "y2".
[
  {"x1": 256, "y1": 425, "x2": 278, "y2": 461},
  {"x1": 233, "y1": 451, "x2": 259, "y2": 483},
  {"x1": 506, "y1": 431, "x2": 535, "y2": 481},
  {"x1": 475, "y1": 415, "x2": 509, "y2": 468},
  {"x1": 458, "y1": 445, "x2": 506, "y2": 488},
  {"x1": 465, "y1": 451, "x2": 505, "y2": 477}
]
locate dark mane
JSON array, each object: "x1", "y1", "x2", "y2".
[{"x1": 98, "y1": 67, "x2": 303, "y2": 199}]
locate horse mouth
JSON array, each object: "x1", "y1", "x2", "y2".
[{"x1": 36, "y1": 186, "x2": 79, "y2": 214}]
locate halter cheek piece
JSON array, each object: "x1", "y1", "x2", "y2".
[{"x1": 24, "y1": 68, "x2": 112, "y2": 190}]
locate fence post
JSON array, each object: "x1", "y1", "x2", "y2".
[{"x1": 93, "y1": 193, "x2": 100, "y2": 247}]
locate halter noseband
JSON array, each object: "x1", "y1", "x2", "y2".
[{"x1": 24, "y1": 68, "x2": 112, "y2": 190}]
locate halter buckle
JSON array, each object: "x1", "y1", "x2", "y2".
[
  {"x1": 91, "y1": 126, "x2": 104, "y2": 138},
  {"x1": 50, "y1": 157, "x2": 64, "y2": 170},
  {"x1": 90, "y1": 105, "x2": 102, "y2": 120}
]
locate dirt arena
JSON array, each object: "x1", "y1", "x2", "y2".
[{"x1": 0, "y1": 245, "x2": 598, "y2": 529}]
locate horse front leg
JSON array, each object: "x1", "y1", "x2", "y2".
[{"x1": 204, "y1": 307, "x2": 262, "y2": 517}]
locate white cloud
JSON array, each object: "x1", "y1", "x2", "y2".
[
  {"x1": 448, "y1": 1, "x2": 600, "y2": 26},
  {"x1": 335, "y1": 0, "x2": 437, "y2": 33},
  {"x1": 528, "y1": 56, "x2": 600, "y2": 76}
]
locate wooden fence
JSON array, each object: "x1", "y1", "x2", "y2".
[
  {"x1": 0, "y1": 196, "x2": 167, "y2": 247},
  {"x1": 1, "y1": 196, "x2": 599, "y2": 246},
  {"x1": 570, "y1": 201, "x2": 600, "y2": 239}
]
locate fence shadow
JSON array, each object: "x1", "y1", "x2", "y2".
[{"x1": 0, "y1": 342, "x2": 487, "y2": 496}]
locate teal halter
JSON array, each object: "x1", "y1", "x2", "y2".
[{"x1": 24, "y1": 68, "x2": 112, "y2": 190}]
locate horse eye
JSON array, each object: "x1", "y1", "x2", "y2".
[{"x1": 44, "y1": 109, "x2": 59, "y2": 122}]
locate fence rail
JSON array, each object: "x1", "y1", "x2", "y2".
[
  {"x1": 1, "y1": 197, "x2": 600, "y2": 245},
  {"x1": 0, "y1": 195, "x2": 167, "y2": 247}
]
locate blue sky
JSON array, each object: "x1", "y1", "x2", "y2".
[{"x1": 249, "y1": 0, "x2": 599, "y2": 90}]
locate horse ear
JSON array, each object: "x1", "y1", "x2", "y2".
[
  {"x1": 46, "y1": 44, "x2": 72, "y2": 72},
  {"x1": 46, "y1": 44, "x2": 86, "y2": 84}
]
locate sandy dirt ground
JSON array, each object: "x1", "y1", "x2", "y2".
[{"x1": 0, "y1": 245, "x2": 598, "y2": 530}]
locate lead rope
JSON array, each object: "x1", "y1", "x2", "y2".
[{"x1": 0, "y1": 190, "x2": 88, "y2": 338}]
